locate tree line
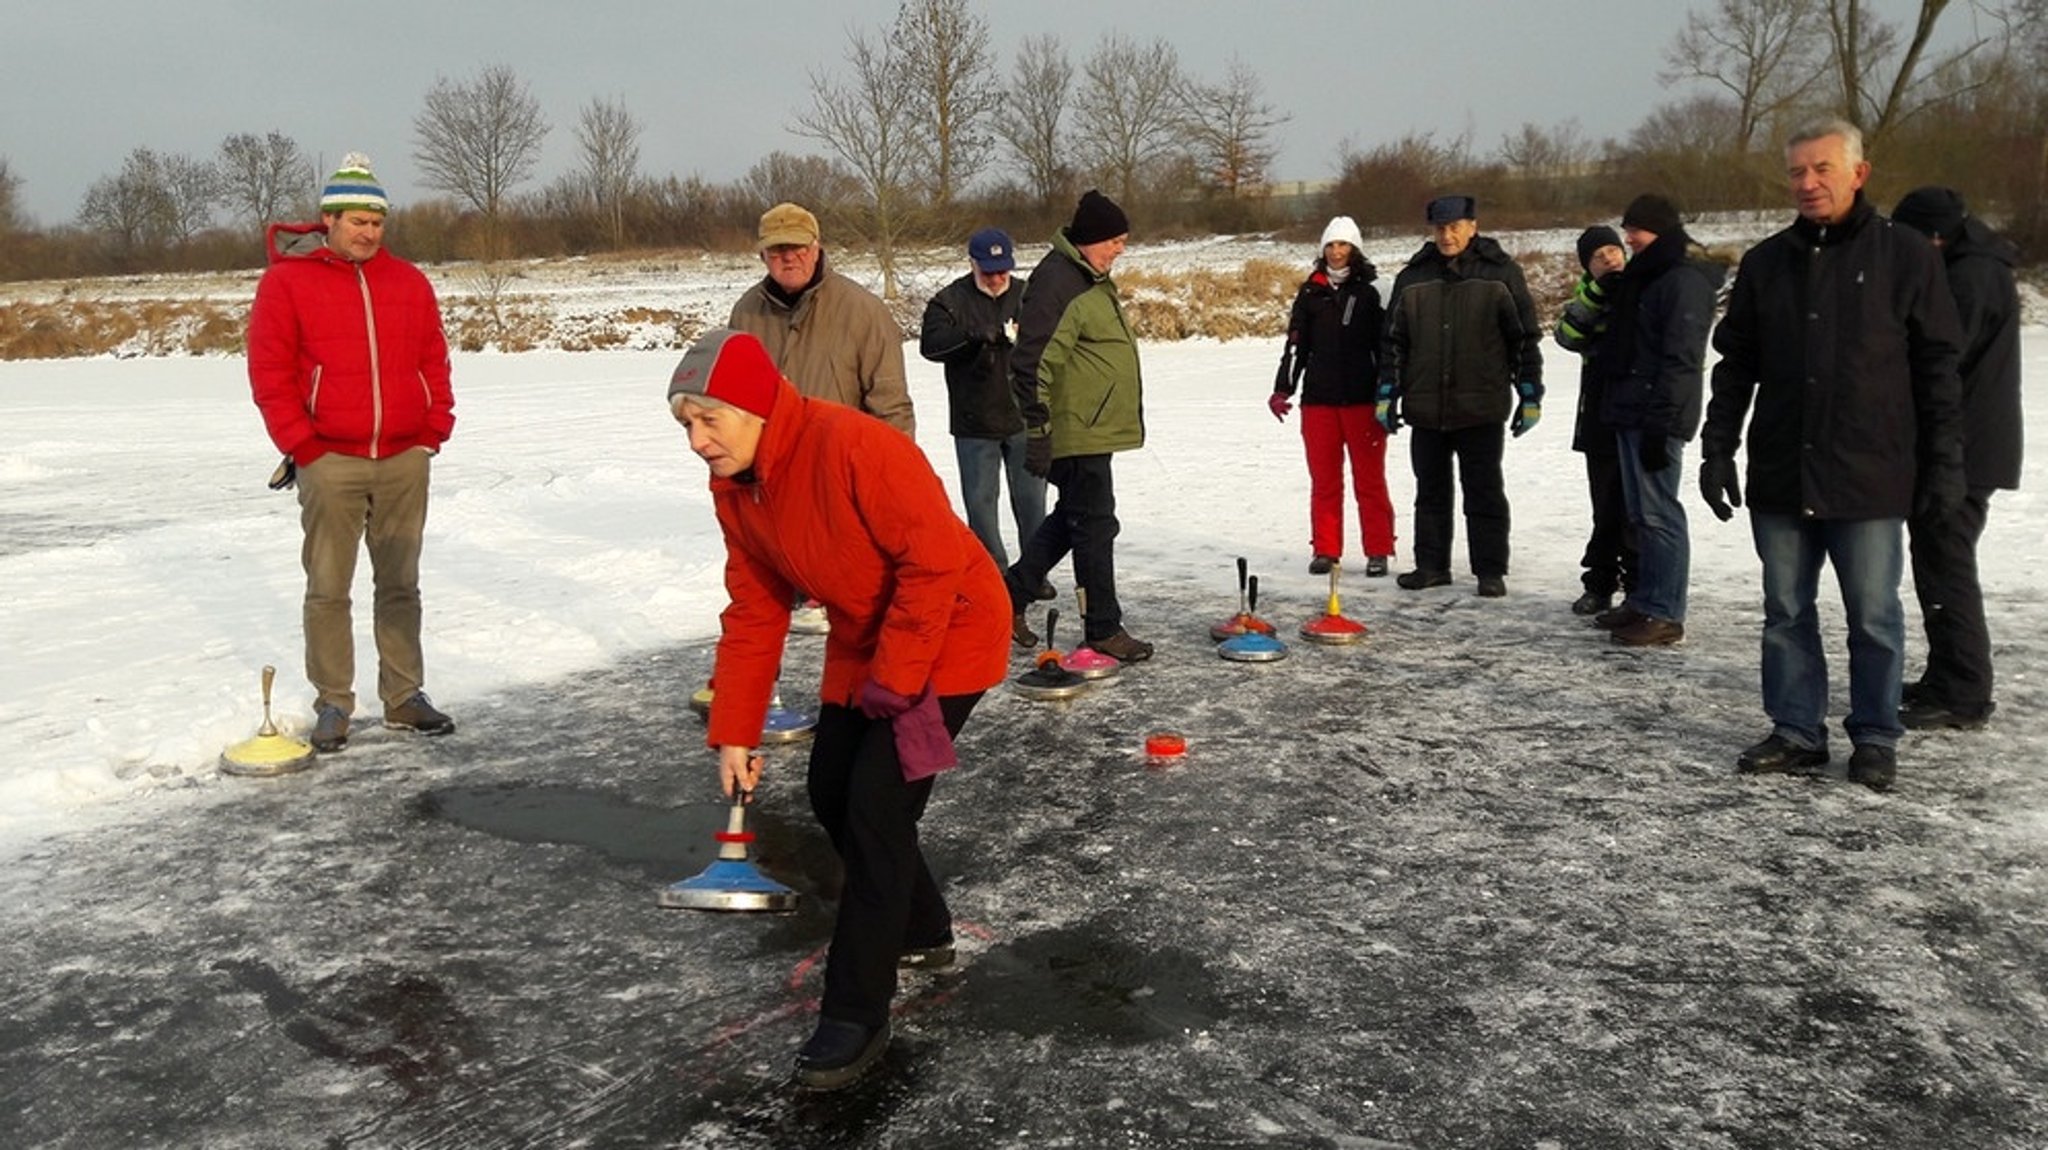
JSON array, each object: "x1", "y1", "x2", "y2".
[{"x1": 0, "y1": 0, "x2": 2040, "y2": 286}]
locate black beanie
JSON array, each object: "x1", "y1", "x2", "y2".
[
  {"x1": 1068, "y1": 189, "x2": 1130, "y2": 246},
  {"x1": 1621, "y1": 193, "x2": 1684, "y2": 238},
  {"x1": 1576, "y1": 225, "x2": 1622, "y2": 271},
  {"x1": 1892, "y1": 186, "x2": 1967, "y2": 243}
]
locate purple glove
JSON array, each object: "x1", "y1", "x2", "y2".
[
  {"x1": 893, "y1": 691, "x2": 958, "y2": 782},
  {"x1": 858, "y1": 677, "x2": 916, "y2": 719},
  {"x1": 1268, "y1": 392, "x2": 1293, "y2": 422}
]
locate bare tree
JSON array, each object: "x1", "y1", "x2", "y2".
[
  {"x1": 994, "y1": 34, "x2": 1074, "y2": 210},
  {"x1": 1179, "y1": 56, "x2": 1287, "y2": 197},
  {"x1": 0, "y1": 157, "x2": 21, "y2": 233},
  {"x1": 743, "y1": 151, "x2": 861, "y2": 211},
  {"x1": 77, "y1": 148, "x2": 218, "y2": 254},
  {"x1": 1072, "y1": 34, "x2": 1187, "y2": 206},
  {"x1": 896, "y1": 0, "x2": 1000, "y2": 205},
  {"x1": 1661, "y1": 0, "x2": 1827, "y2": 153},
  {"x1": 1821, "y1": 0, "x2": 1993, "y2": 139},
  {"x1": 411, "y1": 64, "x2": 551, "y2": 219},
  {"x1": 216, "y1": 131, "x2": 313, "y2": 230},
  {"x1": 575, "y1": 96, "x2": 641, "y2": 248},
  {"x1": 791, "y1": 26, "x2": 919, "y2": 296}
]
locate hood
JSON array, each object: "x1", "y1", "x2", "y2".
[
  {"x1": 1947, "y1": 215, "x2": 2020, "y2": 269},
  {"x1": 265, "y1": 220, "x2": 333, "y2": 263}
]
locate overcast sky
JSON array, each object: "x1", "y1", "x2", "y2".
[{"x1": 0, "y1": 1, "x2": 1982, "y2": 227}]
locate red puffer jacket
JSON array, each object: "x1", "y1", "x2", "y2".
[
  {"x1": 248, "y1": 221, "x2": 455, "y2": 465},
  {"x1": 704, "y1": 375, "x2": 1010, "y2": 750}
]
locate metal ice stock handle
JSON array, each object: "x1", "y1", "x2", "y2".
[
  {"x1": 1247, "y1": 574, "x2": 1260, "y2": 614},
  {"x1": 1044, "y1": 607, "x2": 1059, "y2": 652}
]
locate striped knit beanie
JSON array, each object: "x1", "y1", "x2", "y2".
[{"x1": 320, "y1": 153, "x2": 390, "y2": 215}]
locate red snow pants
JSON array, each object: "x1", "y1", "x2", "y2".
[{"x1": 1302, "y1": 404, "x2": 1395, "y2": 560}]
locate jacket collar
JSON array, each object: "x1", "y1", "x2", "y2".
[
  {"x1": 710, "y1": 376, "x2": 804, "y2": 492},
  {"x1": 1792, "y1": 192, "x2": 1876, "y2": 247}
]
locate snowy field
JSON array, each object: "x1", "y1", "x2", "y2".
[{"x1": 1, "y1": 234, "x2": 2045, "y2": 1147}]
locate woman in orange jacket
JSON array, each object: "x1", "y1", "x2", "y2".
[{"x1": 668, "y1": 329, "x2": 1009, "y2": 1091}]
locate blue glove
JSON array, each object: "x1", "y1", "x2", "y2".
[
  {"x1": 1374, "y1": 382, "x2": 1403, "y2": 435},
  {"x1": 1510, "y1": 380, "x2": 1543, "y2": 437}
]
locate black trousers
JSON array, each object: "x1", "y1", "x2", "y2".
[
  {"x1": 808, "y1": 692, "x2": 982, "y2": 1029},
  {"x1": 1409, "y1": 423, "x2": 1509, "y2": 578},
  {"x1": 1907, "y1": 490, "x2": 1995, "y2": 709},
  {"x1": 1010, "y1": 453, "x2": 1123, "y2": 640},
  {"x1": 1580, "y1": 448, "x2": 1638, "y2": 595}
]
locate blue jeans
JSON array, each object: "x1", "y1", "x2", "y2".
[
  {"x1": 1614, "y1": 430, "x2": 1689, "y2": 621},
  {"x1": 955, "y1": 432, "x2": 1046, "y2": 569},
  {"x1": 1749, "y1": 513, "x2": 1906, "y2": 750}
]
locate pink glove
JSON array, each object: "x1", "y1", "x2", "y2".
[
  {"x1": 1268, "y1": 392, "x2": 1293, "y2": 422},
  {"x1": 858, "y1": 677, "x2": 915, "y2": 719},
  {"x1": 893, "y1": 691, "x2": 958, "y2": 781}
]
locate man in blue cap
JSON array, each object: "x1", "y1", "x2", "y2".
[{"x1": 919, "y1": 227, "x2": 1050, "y2": 594}]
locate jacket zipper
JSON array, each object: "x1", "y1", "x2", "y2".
[{"x1": 354, "y1": 264, "x2": 384, "y2": 458}]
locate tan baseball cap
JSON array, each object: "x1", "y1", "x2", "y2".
[{"x1": 757, "y1": 202, "x2": 820, "y2": 250}]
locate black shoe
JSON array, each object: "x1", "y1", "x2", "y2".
[
  {"x1": 311, "y1": 704, "x2": 350, "y2": 754},
  {"x1": 899, "y1": 937, "x2": 956, "y2": 970},
  {"x1": 1735, "y1": 734, "x2": 1829, "y2": 776},
  {"x1": 1365, "y1": 556, "x2": 1390, "y2": 578},
  {"x1": 384, "y1": 692, "x2": 455, "y2": 736},
  {"x1": 1900, "y1": 679, "x2": 1928, "y2": 708},
  {"x1": 794, "y1": 1018, "x2": 890, "y2": 1091},
  {"x1": 1012, "y1": 612, "x2": 1037, "y2": 648},
  {"x1": 1847, "y1": 743, "x2": 1897, "y2": 792},
  {"x1": 1086, "y1": 628, "x2": 1153, "y2": 662},
  {"x1": 1571, "y1": 590, "x2": 1614, "y2": 616},
  {"x1": 1032, "y1": 580, "x2": 1058, "y2": 601},
  {"x1": 1900, "y1": 697, "x2": 1993, "y2": 731},
  {"x1": 1308, "y1": 554, "x2": 1336, "y2": 576},
  {"x1": 1475, "y1": 576, "x2": 1507, "y2": 598},
  {"x1": 1396, "y1": 569, "x2": 1451, "y2": 590},
  {"x1": 1594, "y1": 604, "x2": 1646, "y2": 631}
]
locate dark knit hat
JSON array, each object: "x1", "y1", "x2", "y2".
[
  {"x1": 1575, "y1": 225, "x2": 1623, "y2": 271},
  {"x1": 1068, "y1": 189, "x2": 1130, "y2": 246},
  {"x1": 1892, "y1": 186, "x2": 1968, "y2": 243},
  {"x1": 1425, "y1": 195, "x2": 1476, "y2": 224},
  {"x1": 320, "y1": 153, "x2": 389, "y2": 214},
  {"x1": 667, "y1": 329, "x2": 782, "y2": 419},
  {"x1": 968, "y1": 226, "x2": 1015, "y2": 273},
  {"x1": 1621, "y1": 193, "x2": 1683, "y2": 238}
]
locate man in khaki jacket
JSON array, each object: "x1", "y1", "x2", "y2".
[{"x1": 729, "y1": 202, "x2": 913, "y2": 435}]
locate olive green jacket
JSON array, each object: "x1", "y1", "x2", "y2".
[{"x1": 1009, "y1": 229, "x2": 1144, "y2": 457}]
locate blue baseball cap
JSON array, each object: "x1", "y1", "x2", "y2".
[{"x1": 968, "y1": 227, "x2": 1015, "y2": 273}]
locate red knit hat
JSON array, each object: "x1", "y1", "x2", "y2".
[{"x1": 667, "y1": 329, "x2": 782, "y2": 418}]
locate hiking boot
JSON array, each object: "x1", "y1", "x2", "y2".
[
  {"x1": 311, "y1": 704, "x2": 350, "y2": 754},
  {"x1": 1900, "y1": 697, "x2": 1994, "y2": 731},
  {"x1": 1847, "y1": 744, "x2": 1897, "y2": 792},
  {"x1": 899, "y1": 937, "x2": 956, "y2": 970},
  {"x1": 1571, "y1": 590, "x2": 1614, "y2": 616},
  {"x1": 789, "y1": 599, "x2": 829, "y2": 634},
  {"x1": 1735, "y1": 734, "x2": 1828, "y2": 776},
  {"x1": 794, "y1": 1017, "x2": 890, "y2": 1091},
  {"x1": 1308, "y1": 554, "x2": 1336, "y2": 576},
  {"x1": 1476, "y1": 575, "x2": 1507, "y2": 598},
  {"x1": 1032, "y1": 580, "x2": 1058, "y2": 602},
  {"x1": 1086, "y1": 628, "x2": 1153, "y2": 663},
  {"x1": 1012, "y1": 612, "x2": 1038, "y2": 648},
  {"x1": 1396, "y1": 569, "x2": 1451, "y2": 590},
  {"x1": 384, "y1": 692, "x2": 455, "y2": 736},
  {"x1": 1594, "y1": 604, "x2": 1646, "y2": 631},
  {"x1": 1365, "y1": 556, "x2": 1390, "y2": 578},
  {"x1": 1611, "y1": 616, "x2": 1684, "y2": 647}
]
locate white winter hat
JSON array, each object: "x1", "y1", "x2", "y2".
[{"x1": 1319, "y1": 215, "x2": 1365, "y2": 253}]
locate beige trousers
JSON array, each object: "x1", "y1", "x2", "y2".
[{"x1": 296, "y1": 448, "x2": 432, "y2": 713}]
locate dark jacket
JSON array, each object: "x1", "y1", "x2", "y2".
[
  {"x1": 1010, "y1": 228, "x2": 1145, "y2": 459},
  {"x1": 1381, "y1": 235, "x2": 1544, "y2": 431},
  {"x1": 1601, "y1": 234, "x2": 1726, "y2": 441},
  {"x1": 1941, "y1": 216, "x2": 2024, "y2": 491},
  {"x1": 1274, "y1": 253, "x2": 1382, "y2": 406},
  {"x1": 248, "y1": 221, "x2": 455, "y2": 467},
  {"x1": 1557, "y1": 270, "x2": 1621, "y2": 456},
  {"x1": 919, "y1": 271, "x2": 1027, "y2": 439},
  {"x1": 1703, "y1": 195, "x2": 1964, "y2": 519}
]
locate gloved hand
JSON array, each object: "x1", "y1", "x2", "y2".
[
  {"x1": 1700, "y1": 455, "x2": 1742, "y2": 521},
  {"x1": 267, "y1": 456, "x2": 296, "y2": 491},
  {"x1": 1268, "y1": 392, "x2": 1293, "y2": 422},
  {"x1": 1374, "y1": 383, "x2": 1403, "y2": 435},
  {"x1": 1024, "y1": 432, "x2": 1051, "y2": 478},
  {"x1": 858, "y1": 677, "x2": 916, "y2": 720},
  {"x1": 1912, "y1": 461, "x2": 1966, "y2": 520},
  {"x1": 1510, "y1": 380, "x2": 1543, "y2": 437},
  {"x1": 1638, "y1": 432, "x2": 1671, "y2": 473}
]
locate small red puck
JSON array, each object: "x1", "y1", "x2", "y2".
[{"x1": 1144, "y1": 732, "x2": 1187, "y2": 757}]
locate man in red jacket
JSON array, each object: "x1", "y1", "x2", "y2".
[
  {"x1": 247, "y1": 154, "x2": 457, "y2": 754},
  {"x1": 669, "y1": 329, "x2": 1007, "y2": 1091}
]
